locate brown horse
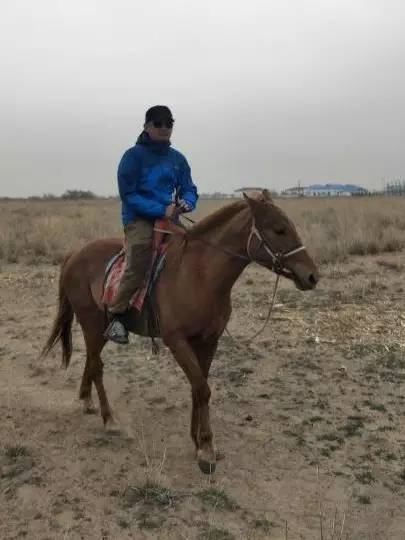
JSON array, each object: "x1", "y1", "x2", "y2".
[{"x1": 42, "y1": 190, "x2": 319, "y2": 474}]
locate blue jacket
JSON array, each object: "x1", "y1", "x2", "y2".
[{"x1": 118, "y1": 132, "x2": 198, "y2": 225}]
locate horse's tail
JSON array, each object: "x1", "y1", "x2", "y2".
[{"x1": 41, "y1": 253, "x2": 74, "y2": 368}]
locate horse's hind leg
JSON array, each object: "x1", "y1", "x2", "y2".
[
  {"x1": 87, "y1": 338, "x2": 119, "y2": 431},
  {"x1": 78, "y1": 310, "x2": 116, "y2": 428},
  {"x1": 79, "y1": 353, "x2": 97, "y2": 413}
]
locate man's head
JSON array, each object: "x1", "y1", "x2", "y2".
[{"x1": 144, "y1": 105, "x2": 174, "y2": 142}]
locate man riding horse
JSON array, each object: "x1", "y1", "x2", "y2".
[
  {"x1": 42, "y1": 107, "x2": 319, "y2": 474},
  {"x1": 105, "y1": 105, "x2": 198, "y2": 344}
]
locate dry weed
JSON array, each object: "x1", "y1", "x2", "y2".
[{"x1": 1, "y1": 196, "x2": 405, "y2": 264}]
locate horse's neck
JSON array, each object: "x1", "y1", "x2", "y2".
[{"x1": 194, "y1": 207, "x2": 251, "y2": 292}]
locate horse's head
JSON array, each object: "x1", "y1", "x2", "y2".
[{"x1": 243, "y1": 190, "x2": 319, "y2": 290}]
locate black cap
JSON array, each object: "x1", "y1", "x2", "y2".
[{"x1": 145, "y1": 105, "x2": 174, "y2": 124}]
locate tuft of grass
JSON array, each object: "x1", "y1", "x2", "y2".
[
  {"x1": 357, "y1": 494, "x2": 372, "y2": 505},
  {"x1": 377, "y1": 425, "x2": 395, "y2": 432},
  {"x1": 228, "y1": 367, "x2": 254, "y2": 386},
  {"x1": 136, "y1": 511, "x2": 165, "y2": 530},
  {"x1": 197, "y1": 487, "x2": 238, "y2": 511},
  {"x1": 383, "y1": 349, "x2": 405, "y2": 370},
  {"x1": 377, "y1": 259, "x2": 404, "y2": 272},
  {"x1": 122, "y1": 481, "x2": 175, "y2": 509},
  {"x1": 363, "y1": 400, "x2": 387, "y2": 412},
  {"x1": 4, "y1": 444, "x2": 30, "y2": 459},
  {"x1": 254, "y1": 518, "x2": 273, "y2": 533},
  {"x1": 342, "y1": 416, "x2": 364, "y2": 437},
  {"x1": 317, "y1": 432, "x2": 344, "y2": 444},
  {"x1": 356, "y1": 469, "x2": 375, "y2": 485},
  {"x1": 309, "y1": 415, "x2": 324, "y2": 424},
  {"x1": 117, "y1": 518, "x2": 130, "y2": 529},
  {"x1": 199, "y1": 525, "x2": 234, "y2": 540}
]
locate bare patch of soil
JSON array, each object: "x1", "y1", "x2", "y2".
[{"x1": 1, "y1": 254, "x2": 405, "y2": 539}]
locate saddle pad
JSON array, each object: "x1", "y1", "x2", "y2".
[{"x1": 102, "y1": 218, "x2": 184, "y2": 312}]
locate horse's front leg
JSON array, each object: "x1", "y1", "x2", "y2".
[
  {"x1": 190, "y1": 336, "x2": 219, "y2": 465},
  {"x1": 165, "y1": 333, "x2": 216, "y2": 474}
]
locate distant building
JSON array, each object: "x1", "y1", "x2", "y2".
[
  {"x1": 281, "y1": 186, "x2": 306, "y2": 197},
  {"x1": 281, "y1": 183, "x2": 368, "y2": 197},
  {"x1": 306, "y1": 184, "x2": 368, "y2": 196}
]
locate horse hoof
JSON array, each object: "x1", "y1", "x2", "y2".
[
  {"x1": 104, "y1": 417, "x2": 122, "y2": 435},
  {"x1": 82, "y1": 398, "x2": 97, "y2": 415},
  {"x1": 198, "y1": 459, "x2": 216, "y2": 475}
]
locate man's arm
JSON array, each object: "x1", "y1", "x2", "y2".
[
  {"x1": 177, "y1": 157, "x2": 198, "y2": 212},
  {"x1": 118, "y1": 149, "x2": 166, "y2": 218}
]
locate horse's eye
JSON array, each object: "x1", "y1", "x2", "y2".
[{"x1": 274, "y1": 226, "x2": 286, "y2": 235}]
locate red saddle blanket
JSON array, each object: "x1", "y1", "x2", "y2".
[{"x1": 102, "y1": 218, "x2": 184, "y2": 312}]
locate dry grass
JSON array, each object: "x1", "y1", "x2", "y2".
[
  {"x1": 0, "y1": 199, "x2": 121, "y2": 264},
  {"x1": 1, "y1": 196, "x2": 405, "y2": 265},
  {"x1": 279, "y1": 196, "x2": 405, "y2": 264}
]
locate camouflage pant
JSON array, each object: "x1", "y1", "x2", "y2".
[{"x1": 108, "y1": 218, "x2": 154, "y2": 314}]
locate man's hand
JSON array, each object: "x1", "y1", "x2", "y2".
[
  {"x1": 177, "y1": 199, "x2": 192, "y2": 213},
  {"x1": 165, "y1": 203, "x2": 176, "y2": 218}
]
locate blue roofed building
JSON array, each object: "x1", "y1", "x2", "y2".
[
  {"x1": 282, "y1": 183, "x2": 368, "y2": 197},
  {"x1": 306, "y1": 183, "x2": 368, "y2": 196}
]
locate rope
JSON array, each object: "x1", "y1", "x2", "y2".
[
  {"x1": 224, "y1": 274, "x2": 280, "y2": 347},
  {"x1": 157, "y1": 212, "x2": 294, "y2": 351}
]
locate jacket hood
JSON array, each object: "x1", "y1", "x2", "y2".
[{"x1": 136, "y1": 131, "x2": 171, "y2": 154}]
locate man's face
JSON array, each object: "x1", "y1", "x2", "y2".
[{"x1": 144, "y1": 118, "x2": 174, "y2": 142}]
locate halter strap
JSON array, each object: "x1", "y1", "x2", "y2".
[
  {"x1": 247, "y1": 218, "x2": 306, "y2": 273},
  {"x1": 175, "y1": 215, "x2": 307, "y2": 274}
]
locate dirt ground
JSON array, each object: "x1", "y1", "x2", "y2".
[{"x1": 1, "y1": 253, "x2": 405, "y2": 539}]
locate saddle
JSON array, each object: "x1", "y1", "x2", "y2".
[{"x1": 102, "y1": 218, "x2": 185, "y2": 336}]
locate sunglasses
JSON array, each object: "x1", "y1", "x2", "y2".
[{"x1": 152, "y1": 119, "x2": 174, "y2": 129}]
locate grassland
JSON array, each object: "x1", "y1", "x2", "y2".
[
  {"x1": 2, "y1": 195, "x2": 405, "y2": 538},
  {"x1": 1, "y1": 196, "x2": 405, "y2": 266}
]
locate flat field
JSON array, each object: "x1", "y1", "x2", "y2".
[{"x1": 1, "y1": 196, "x2": 405, "y2": 539}]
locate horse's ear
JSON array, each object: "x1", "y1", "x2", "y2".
[
  {"x1": 243, "y1": 192, "x2": 262, "y2": 214},
  {"x1": 262, "y1": 189, "x2": 272, "y2": 202}
]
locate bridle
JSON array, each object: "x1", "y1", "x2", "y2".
[
  {"x1": 232, "y1": 217, "x2": 307, "y2": 343},
  {"x1": 152, "y1": 212, "x2": 309, "y2": 350},
  {"x1": 246, "y1": 217, "x2": 307, "y2": 275},
  {"x1": 180, "y1": 214, "x2": 307, "y2": 276}
]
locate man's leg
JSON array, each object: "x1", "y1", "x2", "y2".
[{"x1": 105, "y1": 218, "x2": 153, "y2": 343}]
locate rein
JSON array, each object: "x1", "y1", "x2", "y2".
[
  {"x1": 224, "y1": 273, "x2": 280, "y2": 345},
  {"x1": 180, "y1": 214, "x2": 306, "y2": 274},
  {"x1": 166, "y1": 213, "x2": 306, "y2": 344}
]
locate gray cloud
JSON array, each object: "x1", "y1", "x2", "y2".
[{"x1": 1, "y1": 0, "x2": 404, "y2": 196}]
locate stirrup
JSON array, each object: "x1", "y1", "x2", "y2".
[{"x1": 103, "y1": 319, "x2": 129, "y2": 344}]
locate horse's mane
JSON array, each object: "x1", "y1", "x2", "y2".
[{"x1": 186, "y1": 200, "x2": 247, "y2": 238}]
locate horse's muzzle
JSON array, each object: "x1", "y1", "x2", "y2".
[{"x1": 294, "y1": 269, "x2": 319, "y2": 290}]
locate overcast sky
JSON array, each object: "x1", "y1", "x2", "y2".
[{"x1": 1, "y1": 0, "x2": 404, "y2": 197}]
